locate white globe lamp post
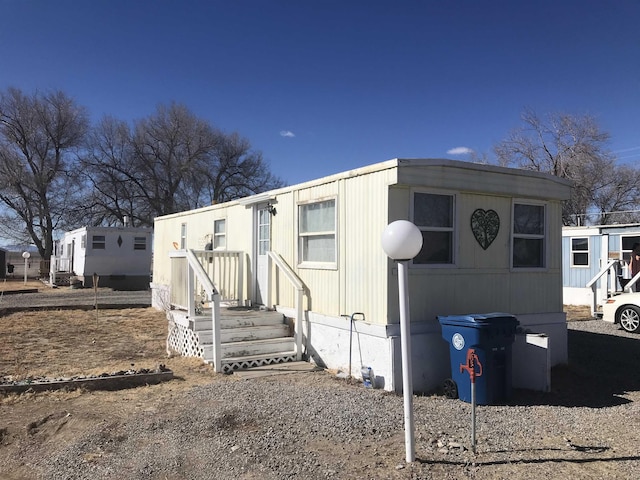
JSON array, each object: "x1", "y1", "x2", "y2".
[
  {"x1": 22, "y1": 251, "x2": 31, "y2": 285},
  {"x1": 381, "y1": 220, "x2": 423, "y2": 463}
]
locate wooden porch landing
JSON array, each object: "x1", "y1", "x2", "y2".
[{"x1": 231, "y1": 361, "x2": 322, "y2": 379}]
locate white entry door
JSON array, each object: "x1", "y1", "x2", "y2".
[{"x1": 255, "y1": 205, "x2": 271, "y2": 306}]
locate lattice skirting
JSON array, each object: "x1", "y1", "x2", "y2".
[
  {"x1": 221, "y1": 354, "x2": 296, "y2": 374},
  {"x1": 167, "y1": 317, "x2": 204, "y2": 359}
]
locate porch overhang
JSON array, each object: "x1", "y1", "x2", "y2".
[{"x1": 237, "y1": 193, "x2": 277, "y2": 207}]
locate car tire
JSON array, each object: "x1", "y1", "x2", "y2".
[{"x1": 617, "y1": 305, "x2": 640, "y2": 333}]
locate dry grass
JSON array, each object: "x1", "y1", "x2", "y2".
[
  {"x1": 0, "y1": 278, "x2": 46, "y2": 292},
  {"x1": 563, "y1": 304, "x2": 593, "y2": 321},
  {"x1": 0, "y1": 305, "x2": 221, "y2": 479},
  {"x1": 0, "y1": 307, "x2": 214, "y2": 390},
  {"x1": 1, "y1": 308, "x2": 166, "y2": 379}
]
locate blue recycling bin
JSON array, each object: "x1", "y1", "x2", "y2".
[{"x1": 438, "y1": 313, "x2": 519, "y2": 405}]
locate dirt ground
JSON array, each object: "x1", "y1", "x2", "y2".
[
  {"x1": 0, "y1": 280, "x2": 617, "y2": 479},
  {"x1": 0, "y1": 281, "x2": 218, "y2": 480},
  {"x1": 0, "y1": 279, "x2": 212, "y2": 384},
  {"x1": 1, "y1": 279, "x2": 72, "y2": 294}
]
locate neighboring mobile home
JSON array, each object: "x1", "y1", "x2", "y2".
[
  {"x1": 152, "y1": 158, "x2": 572, "y2": 393},
  {"x1": 563, "y1": 224, "x2": 640, "y2": 308},
  {"x1": 50, "y1": 226, "x2": 153, "y2": 290}
]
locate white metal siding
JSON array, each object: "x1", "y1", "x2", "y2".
[
  {"x1": 63, "y1": 227, "x2": 152, "y2": 278},
  {"x1": 153, "y1": 159, "x2": 570, "y2": 328},
  {"x1": 386, "y1": 190, "x2": 567, "y2": 326},
  {"x1": 340, "y1": 170, "x2": 391, "y2": 320}
]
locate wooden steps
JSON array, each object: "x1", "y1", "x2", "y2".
[{"x1": 187, "y1": 307, "x2": 297, "y2": 373}]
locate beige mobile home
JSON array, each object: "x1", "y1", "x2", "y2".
[{"x1": 152, "y1": 158, "x2": 571, "y2": 393}]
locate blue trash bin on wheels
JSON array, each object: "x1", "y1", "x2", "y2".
[{"x1": 438, "y1": 313, "x2": 519, "y2": 405}]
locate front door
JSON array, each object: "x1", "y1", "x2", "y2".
[{"x1": 255, "y1": 205, "x2": 271, "y2": 306}]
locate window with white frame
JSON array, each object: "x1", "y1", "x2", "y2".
[
  {"x1": 134, "y1": 236, "x2": 147, "y2": 250},
  {"x1": 81, "y1": 234, "x2": 86, "y2": 249},
  {"x1": 92, "y1": 235, "x2": 106, "y2": 250},
  {"x1": 571, "y1": 237, "x2": 589, "y2": 266},
  {"x1": 258, "y1": 210, "x2": 269, "y2": 255},
  {"x1": 180, "y1": 223, "x2": 187, "y2": 249},
  {"x1": 214, "y1": 219, "x2": 226, "y2": 249},
  {"x1": 621, "y1": 236, "x2": 640, "y2": 263},
  {"x1": 412, "y1": 192, "x2": 455, "y2": 265},
  {"x1": 298, "y1": 199, "x2": 336, "y2": 265},
  {"x1": 512, "y1": 203, "x2": 546, "y2": 268}
]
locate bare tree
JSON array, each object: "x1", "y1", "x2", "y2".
[
  {"x1": 590, "y1": 165, "x2": 640, "y2": 224},
  {"x1": 493, "y1": 108, "x2": 632, "y2": 225},
  {"x1": 130, "y1": 103, "x2": 221, "y2": 220},
  {"x1": 0, "y1": 88, "x2": 89, "y2": 258},
  {"x1": 83, "y1": 103, "x2": 285, "y2": 226},
  {"x1": 80, "y1": 116, "x2": 142, "y2": 226},
  {"x1": 205, "y1": 132, "x2": 285, "y2": 204}
]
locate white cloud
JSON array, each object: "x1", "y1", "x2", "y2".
[
  {"x1": 447, "y1": 146, "x2": 474, "y2": 155},
  {"x1": 280, "y1": 130, "x2": 295, "y2": 138}
]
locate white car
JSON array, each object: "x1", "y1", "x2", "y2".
[{"x1": 602, "y1": 292, "x2": 640, "y2": 333}]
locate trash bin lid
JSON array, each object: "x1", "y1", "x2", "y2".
[{"x1": 437, "y1": 313, "x2": 518, "y2": 327}]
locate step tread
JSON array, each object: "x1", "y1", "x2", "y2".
[
  {"x1": 221, "y1": 324, "x2": 289, "y2": 332},
  {"x1": 203, "y1": 337, "x2": 295, "y2": 347},
  {"x1": 197, "y1": 326, "x2": 291, "y2": 344},
  {"x1": 193, "y1": 316, "x2": 285, "y2": 330},
  {"x1": 198, "y1": 325, "x2": 290, "y2": 334}
]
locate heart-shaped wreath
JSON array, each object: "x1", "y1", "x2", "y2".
[{"x1": 471, "y1": 209, "x2": 500, "y2": 250}]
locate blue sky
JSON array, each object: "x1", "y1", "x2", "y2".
[{"x1": 1, "y1": 0, "x2": 638, "y2": 186}]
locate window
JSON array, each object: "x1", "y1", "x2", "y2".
[
  {"x1": 512, "y1": 203, "x2": 545, "y2": 268},
  {"x1": 134, "y1": 236, "x2": 147, "y2": 250},
  {"x1": 92, "y1": 235, "x2": 106, "y2": 250},
  {"x1": 412, "y1": 192, "x2": 454, "y2": 265},
  {"x1": 258, "y1": 210, "x2": 269, "y2": 255},
  {"x1": 180, "y1": 223, "x2": 187, "y2": 249},
  {"x1": 81, "y1": 234, "x2": 86, "y2": 249},
  {"x1": 571, "y1": 237, "x2": 589, "y2": 266},
  {"x1": 214, "y1": 219, "x2": 226, "y2": 249},
  {"x1": 621, "y1": 236, "x2": 640, "y2": 263},
  {"x1": 299, "y1": 199, "x2": 336, "y2": 265}
]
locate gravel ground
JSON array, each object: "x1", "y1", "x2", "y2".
[
  {"x1": 0, "y1": 286, "x2": 151, "y2": 311},
  {"x1": 5, "y1": 318, "x2": 638, "y2": 480}
]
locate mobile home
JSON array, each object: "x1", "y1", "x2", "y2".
[
  {"x1": 51, "y1": 226, "x2": 153, "y2": 290},
  {"x1": 563, "y1": 224, "x2": 640, "y2": 308},
  {"x1": 152, "y1": 158, "x2": 572, "y2": 393}
]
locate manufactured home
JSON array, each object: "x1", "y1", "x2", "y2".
[
  {"x1": 50, "y1": 226, "x2": 153, "y2": 290},
  {"x1": 152, "y1": 158, "x2": 572, "y2": 393},
  {"x1": 563, "y1": 224, "x2": 640, "y2": 311}
]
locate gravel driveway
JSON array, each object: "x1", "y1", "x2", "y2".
[{"x1": 6, "y1": 316, "x2": 637, "y2": 480}]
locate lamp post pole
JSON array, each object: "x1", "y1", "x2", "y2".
[
  {"x1": 22, "y1": 251, "x2": 31, "y2": 285},
  {"x1": 398, "y1": 258, "x2": 415, "y2": 462},
  {"x1": 381, "y1": 220, "x2": 423, "y2": 463}
]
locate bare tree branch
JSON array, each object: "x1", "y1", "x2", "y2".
[
  {"x1": 493, "y1": 109, "x2": 639, "y2": 225},
  {"x1": 0, "y1": 87, "x2": 89, "y2": 258}
]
